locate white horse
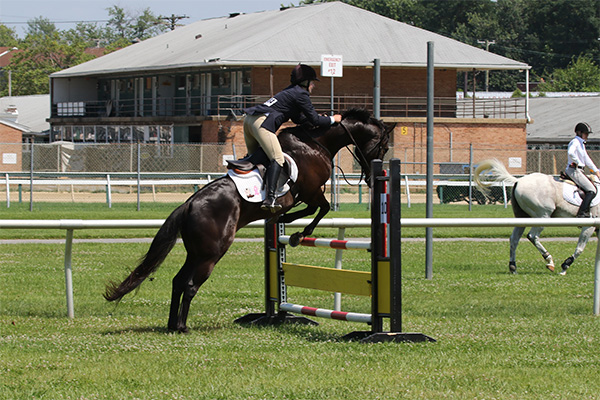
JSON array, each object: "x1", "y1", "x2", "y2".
[{"x1": 474, "y1": 158, "x2": 599, "y2": 275}]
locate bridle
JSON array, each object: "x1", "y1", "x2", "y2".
[
  {"x1": 295, "y1": 119, "x2": 387, "y2": 186},
  {"x1": 339, "y1": 120, "x2": 387, "y2": 186}
]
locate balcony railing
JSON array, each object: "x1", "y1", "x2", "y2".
[{"x1": 51, "y1": 95, "x2": 527, "y2": 120}]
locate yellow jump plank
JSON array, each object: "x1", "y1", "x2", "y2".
[{"x1": 282, "y1": 262, "x2": 371, "y2": 296}]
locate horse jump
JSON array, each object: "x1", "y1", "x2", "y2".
[
  {"x1": 236, "y1": 159, "x2": 435, "y2": 343},
  {"x1": 104, "y1": 109, "x2": 392, "y2": 333}
]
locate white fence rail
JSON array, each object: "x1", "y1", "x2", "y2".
[
  {"x1": 1, "y1": 173, "x2": 512, "y2": 208},
  {"x1": 1, "y1": 217, "x2": 599, "y2": 318}
]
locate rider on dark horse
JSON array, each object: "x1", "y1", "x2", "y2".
[
  {"x1": 242, "y1": 64, "x2": 342, "y2": 212},
  {"x1": 565, "y1": 122, "x2": 599, "y2": 218}
]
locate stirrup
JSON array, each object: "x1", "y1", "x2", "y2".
[{"x1": 261, "y1": 198, "x2": 282, "y2": 213}]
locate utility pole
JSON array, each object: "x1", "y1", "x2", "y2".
[
  {"x1": 159, "y1": 14, "x2": 189, "y2": 30},
  {"x1": 477, "y1": 39, "x2": 495, "y2": 92}
]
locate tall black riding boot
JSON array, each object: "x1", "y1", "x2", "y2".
[
  {"x1": 261, "y1": 161, "x2": 283, "y2": 213},
  {"x1": 577, "y1": 191, "x2": 595, "y2": 218}
]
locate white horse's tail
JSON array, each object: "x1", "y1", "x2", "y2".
[{"x1": 474, "y1": 158, "x2": 518, "y2": 196}]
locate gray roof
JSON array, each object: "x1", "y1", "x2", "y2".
[
  {"x1": 527, "y1": 96, "x2": 600, "y2": 143},
  {"x1": 52, "y1": 1, "x2": 528, "y2": 78},
  {"x1": 0, "y1": 95, "x2": 50, "y2": 133},
  {"x1": 0, "y1": 117, "x2": 32, "y2": 133}
]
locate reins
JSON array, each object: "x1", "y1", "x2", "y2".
[
  {"x1": 338, "y1": 121, "x2": 381, "y2": 185},
  {"x1": 295, "y1": 119, "x2": 385, "y2": 186}
]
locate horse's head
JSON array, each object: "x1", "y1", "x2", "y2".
[{"x1": 341, "y1": 108, "x2": 393, "y2": 187}]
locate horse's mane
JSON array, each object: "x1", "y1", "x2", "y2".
[
  {"x1": 342, "y1": 108, "x2": 371, "y2": 124},
  {"x1": 343, "y1": 108, "x2": 385, "y2": 132}
]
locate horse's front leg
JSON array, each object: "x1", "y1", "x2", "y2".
[
  {"x1": 560, "y1": 226, "x2": 595, "y2": 275},
  {"x1": 288, "y1": 202, "x2": 331, "y2": 247},
  {"x1": 526, "y1": 226, "x2": 555, "y2": 272},
  {"x1": 278, "y1": 205, "x2": 318, "y2": 224}
]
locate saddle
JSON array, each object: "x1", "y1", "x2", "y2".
[
  {"x1": 559, "y1": 171, "x2": 598, "y2": 189},
  {"x1": 226, "y1": 148, "x2": 297, "y2": 203},
  {"x1": 226, "y1": 148, "x2": 292, "y2": 185},
  {"x1": 559, "y1": 171, "x2": 576, "y2": 185},
  {"x1": 558, "y1": 171, "x2": 600, "y2": 207}
]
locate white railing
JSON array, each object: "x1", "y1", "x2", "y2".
[
  {"x1": 1, "y1": 217, "x2": 598, "y2": 318},
  {"x1": 1, "y1": 172, "x2": 512, "y2": 208}
]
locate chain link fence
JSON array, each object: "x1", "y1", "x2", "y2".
[{"x1": 0, "y1": 142, "x2": 594, "y2": 209}]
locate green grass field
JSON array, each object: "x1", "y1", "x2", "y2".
[{"x1": 1, "y1": 203, "x2": 600, "y2": 399}]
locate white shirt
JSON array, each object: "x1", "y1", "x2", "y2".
[{"x1": 567, "y1": 135, "x2": 598, "y2": 172}]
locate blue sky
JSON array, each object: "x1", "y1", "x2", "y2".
[{"x1": 1, "y1": 0, "x2": 289, "y2": 37}]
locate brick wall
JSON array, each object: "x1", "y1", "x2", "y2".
[
  {"x1": 220, "y1": 66, "x2": 527, "y2": 173},
  {"x1": 390, "y1": 119, "x2": 527, "y2": 174},
  {"x1": 0, "y1": 125, "x2": 23, "y2": 172},
  {"x1": 251, "y1": 66, "x2": 456, "y2": 98}
]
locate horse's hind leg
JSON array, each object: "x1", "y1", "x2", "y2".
[
  {"x1": 178, "y1": 261, "x2": 215, "y2": 332},
  {"x1": 526, "y1": 226, "x2": 555, "y2": 272},
  {"x1": 509, "y1": 226, "x2": 525, "y2": 274},
  {"x1": 560, "y1": 226, "x2": 595, "y2": 275},
  {"x1": 168, "y1": 256, "x2": 215, "y2": 333},
  {"x1": 168, "y1": 261, "x2": 192, "y2": 332}
]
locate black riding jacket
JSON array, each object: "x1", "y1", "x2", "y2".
[{"x1": 244, "y1": 84, "x2": 332, "y2": 133}]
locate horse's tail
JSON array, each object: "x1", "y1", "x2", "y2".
[
  {"x1": 474, "y1": 158, "x2": 518, "y2": 197},
  {"x1": 104, "y1": 203, "x2": 187, "y2": 302}
]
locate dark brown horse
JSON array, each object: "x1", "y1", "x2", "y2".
[{"x1": 104, "y1": 109, "x2": 393, "y2": 332}]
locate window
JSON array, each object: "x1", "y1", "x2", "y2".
[{"x1": 119, "y1": 126, "x2": 132, "y2": 142}]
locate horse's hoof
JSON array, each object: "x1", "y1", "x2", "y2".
[
  {"x1": 509, "y1": 263, "x2": 517, "y2": 274},
  {"x1": 288, "y1": 233, "x2": 304, "y2": 247},
  {"x1": 169, "y1": 325, "x2": 189, "y2": 334},
  {"x1": 546, "y1": 264, "x2": 555, "y2": 273},
  {"x1": 560, "y1": 256, "x2": 574, "y2": 276}
]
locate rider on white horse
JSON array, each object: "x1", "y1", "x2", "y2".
[{"x1": 565, "y1": 122, "x2": 599, "y2": 218}]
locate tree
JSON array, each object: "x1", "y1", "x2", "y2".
[
  {"x1": 522, "y1": 0, "x2": 600, "y2": 72},
  {"x1": 107, "y1": 5, "x2": 130, "y2": 40},
  {"x1": 105, "y1": 5, "x2": 167, "y2": 43},
  {"x1": 131, "y1": 8, "x2": 167, "y2": 40},
  {"x1": 4, "y1": 20, "x2": 95, "y2": 96},
  {"x1": 0, "y1": 25, "x2": 20, "y2": 47},
  {"x1": 537, "y1": 55, "x2": 600, "y2": 92},
  {"x1": 340, "y1": 0, "x2": 600, "y2": 91},
  {"x1": 0, "y1": 25, "x2": 21, "y2": 96},
  {"x1": 63, "y1": 22, "x2": 111, "y2": 48},
  {"x1": 1, "y1": 6, "x2": 168, "y2": 95}
]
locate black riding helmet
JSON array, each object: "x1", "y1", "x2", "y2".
[
  {"x1": 290, "y1": 64, "x2": 320, "y2": 87},
  {"x1": 575, "y1": 122, "x2": 593, "y2": 136}
]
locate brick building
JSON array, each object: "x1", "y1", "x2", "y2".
[
  {"x1": 0, "y1": 117, "x2": 28, "y2": 172},
  {"x1": 48, "y1": 1, "x2": 531, "y2": 173}
]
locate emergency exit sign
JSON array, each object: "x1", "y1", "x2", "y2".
[{"x1": 321, "y1": 54, "x2": 343, "y2": 77}]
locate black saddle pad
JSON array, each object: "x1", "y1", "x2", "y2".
[
  {"x1": 227, "y1": 148, "x2": 270, "y2": 172},
  {"x1": 226, "y1": 148, "x2": 293, "y2": 189}
]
